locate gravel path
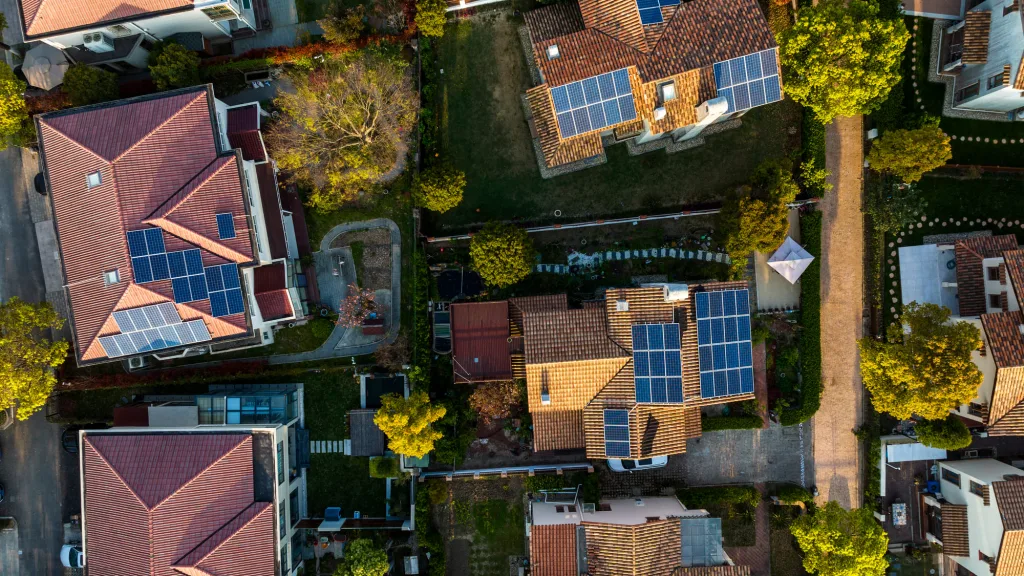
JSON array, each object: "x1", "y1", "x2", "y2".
[{"x1": 813, "y1": 115, "x2": 866, "y2": 510}]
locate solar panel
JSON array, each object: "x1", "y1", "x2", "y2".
[
  {"x1": 216, "y1": 213, "x2": 236, "y2": 240},
  {"x1": 604, "y1": 409, "x2": 631, "y2": 458},
  {"x1": 635, "y1": 0, "x2": 678, "y2": 24},
  {"x1": 632, "y1": 323, "x2": 684, "y2": 403},
  {"x1": 206, "y1": 264, "x2": 244, "y2": 317},
  {"x1": 696, "y1": 289, "x2": 754, "y2": 398},
  {"x1": 713, "y1": 48, "x2": 782, "y2": 113},
  {"x1": 550, "y1": 68, "x2": 638, "y2": 139},
  {"x1": 127, "y1": 229, "x2": 208, "y2": 287},
  {"x1": 101, "y1": 304, "x2": 209, "y2": 358}
]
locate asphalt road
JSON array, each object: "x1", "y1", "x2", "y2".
[{"x1": 0, "y1": 147, "x2": 76, "y2": 576}]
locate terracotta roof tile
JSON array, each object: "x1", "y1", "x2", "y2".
[
  {"x1": 963, "y1": 11, "x2": 991, "y2": 64},
  {"x1": 524, "y1": 2, "x2": 586, "y2": 43},
  {"x1": 577, "y1": 0, "x2": 649, "y2": 53},
  {"x1": 20, "y1": 0, "x2": 192, "y2": 37},
  {"x1": 995, "y1": 476, "x2": 1024, "y2": 530},
  {"x1": 533, "y1": 410, "x2": 586, "y2": 451},
  {"x1": 527, "y1": 358, "x2": 630, "y2": 413},
  {"x1": 227, "y1": 105, "x2": 267, "y2": 162},
  {"x1": 585, "y1": 519, "x2": 681, "y2": 576},
  {"x1": 987, "y1": 397, "x2": 1024, "y2": 436},
  {"x1": 521, "y1": 306, "x2": 628, "y2": 364},
  {"x1": 982, "y1": 312, "x2": 1024, "y2": 368},
  {"x1": 530, "y1": 524, "x2": 578, "y2": 576},
  {"x1": 996, "y1": 530, "x2": 1024, "y2": 576},
  {"x1": 954, "y1": 235, "x2": 1018, "y2": 317},
  {"x1": 939, "y1": 503, "x2": 970, "y2": 556},
  {"x1": 254, "y1": 290, "x2": 294, "y2": 321},
  {"x1": 526, "y1": 85, "x2": 612, "y2": 168},
  {"x1": 255, "y1": 162, "x2": 287, "y2": 260},
  {"x1": 451, "y1": 301, "x2": 514, "y2": 383},
  {"x1": 253, "y1": 262, "x2": 286, "y2": 293},
  {"x1": 1005, "y1": 250, "x2": 1024, "y2": 310},
  {"x1": 673, "y1": 568, "x2": 751, "y2": 576}
]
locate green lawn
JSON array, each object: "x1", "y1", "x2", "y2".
[
  {"x1": 469, "y1": 500, "x2": 525, "y2": 575},
  {"x1": 428, "y1": 13, "x2": 801, "y2": 234},
  {"x1": 908, "y1": 18, "x2": 1024, "y2": 167},
  {"x1": 769, "y1": 507, "x2": 808, "y2": 576}
]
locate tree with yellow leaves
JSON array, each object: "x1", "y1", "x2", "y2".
[
  {"x1": 373, "y1": 390, "x2": 446, "y2": 458},
  {"x1": 0, "y1": 297, "x2": 69, "y2": 419},
  {"x1": 859, "y1": 302, "x2": 982, "y2": 421},
  {"x1": 718, "y1": 159, "x2": 799, "y2": 277}
]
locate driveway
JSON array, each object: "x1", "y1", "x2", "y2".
[
  {"x1": 0, "y1": 147, "x2": 79, "y2": 576},
  {"x1": 682, "y1": 422, "x2": 813, "y2": 488}
]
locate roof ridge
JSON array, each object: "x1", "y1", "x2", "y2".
[
  {"x1": 112, "y1": 91, "x2": 208, "y2": 164},
  {"x1": 174, "y1": 501, "x2": 271, "y2": 568},
  {"x1": 39, "y1": 120, "x2": 111, "y2": 167},
  {"x1": 150, "y1": 435, "x2": 251, "y2": 511},
  {"x1": 145, "y1": 156, "x2": 232, "y2": 222},
  {"x1": 83, "y1": 435, "x2": 153, "y2": 513},
  {"x1": 146, "y1": 216, "x2": 252, "y2": 264}
]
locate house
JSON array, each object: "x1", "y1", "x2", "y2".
[
  {"x1": 37, "y1": 86, "x2": 306, "y2": 366},
  {"x1": 522, "y1": 0, "x2": 783, "y2": 169},
  {"x1": 450, "y1": 300, "x2": 516, "y2": 384},
  {"x1": 922, "y1": 458, "x2": 1024, "y2": 575},
  {"x1": 16, "y1": 0, "x2": 264, "y2": 72},
  {"x1": 78, "y1": 391, "x2": 307, "y2": 576},
  {"x1": 450, "y1": 283, "x2": 757, "y2": 458},
  {"x1": 897, "y1": 234, "x2": 1024, "y2": 435},
  {"x1": 931, "y1": 0, "x2": 1024, "y2": 114},
  {"x1": 528, "y1": 492, "x2": 750, "y2": 576}
]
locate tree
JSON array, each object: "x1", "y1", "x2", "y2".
[
  {"x1": 469, "y1": 380, "x2": 521, "y2": 424},
  {"x1": 916, "y1": 415, "x2": 973, "y2": 450},
  {"x1": 265, "y1": 54, "x2": 416, "y2": 211},
  {"x1": 867, "y1": 123, "x2": 951, "y2": 182},
  {"x1": 415, "y1": 0, "x2": 447, "y2": 38},
  {"x1": 469, "y1": 222, "x2": 534, "y2": 287},
  {"x1": 790, "y1": 501, "x2": 889, "y2": 576},
  {"x1": 718, "y1": 160, "x2": 799, "y2": 276},
  {"x1": 859, "y1": 302, "x2": 982, "y2": 421},
  {"x1": 319, "y1": 3, "x2": 365, "y2": 45},
  {"x1": 62, "y1": 64, "x2": 119, "y2": 107},
  {"x1": 374, "y1": 390, "x2": 446, "y2": 458},
  {"x1": 373, "y1": 334, "x2": 409, "y2": 371},
  {"x1": 778, "y1": 0, "x2": 908, "y2": 122},
  {"x1": 0, "y1": 62, "x2": 32, "y2": 150},
  {"x1": 0, "y1": 297, "x2": 70, "y2": 419},
  {"x1": 413, "y1": 164, "x2": 466, "y2": 213},
  {"x1": 149, "y1": 43, "x2": 201, "y2": 90},
  {"x1": 333, "y1": 539, "x2": 388, "y2": 576},
  {"x1": 337, "y1": 284, "x2": 377, "y2": 328},
  {"x1": 864, "y1": 180, "x2": 926, "y2": 234}
]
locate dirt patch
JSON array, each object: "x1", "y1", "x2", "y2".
[
  {"x1": 445, "y1": 539, "x2": 471, "y2": 576},
  {"x1": 330, "y1": 228, "x2": 392, "y2": 290}
]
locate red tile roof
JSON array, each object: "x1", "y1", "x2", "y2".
[
  {"x1": 530, "y1": 524, "x2": 578, "y2": 575},
  {"x1": 255, "y1": 163, "x2": 288, "y2": 259},
  {"x1": 38, "y1": 88, "x2": 258, "y2": 364},
  {"x1": 20, "y1": 0, "x2": 192, "y2": 37},
  {"x1": 82, "y1": 432, "x2": 277, "y2": 576},
  {"x1": 954, "y1": 235, "x2": 1018, "y2": 317},
  {"x1": 227, "y1": 105, "x2": 268, "y2": 163},
  {"x1": 451, "y1": 301, "x2": 514, "y2": 383},
  {"x1": 255, "y1": 290, "x2": 294, "y2": 321}
]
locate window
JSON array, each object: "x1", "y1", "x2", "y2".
[
  {"x1": 980, "y1": 550, "x2": 993, "y2": 562},
  {"x1": 196, "y1": 395, "x2": 226, "y2": 425},
  {"x1": 988, "y1": 72, "x2": 1006, "y2": 89},
  {"x1": 596, "y1": 503, "x2": 612, "y2": 511},
  {"x1": 546, "y1": 44, "x2": 560, "y2": 60},
  {"x1": 216, "y1": 213, "x2": 236, "y2": 239},
  {"x1": 202, "y1": 4, "x2": 236, "y2": 20},
  {"x1": 567, "y1": 505, "x2": 577, "y2": 512},
  {"x1": 555, "y1": 505, "x2": 565, "y2": 513},
  {"x1": 988, "y1": 266, "x2": 1000, "y2": 281},
  {"x1": 990, "y1": 294, "x2": 1002, "y2": 309},
  {"x1": 942, "y1": 467, "x2": 961, "y2": 487},
  {"x1": 1005, "y1": 2, "x2": 1017, "y2": 15},
  {"x1": 87, "y1": 171, "x2": 102, "y2": 188},
  {"x1": 980, "y1": 341, "x2": 987, "y2": 357},
  {"x1": 289, "y1": 488, "x2": 300, "y2": 527},
  {"x1": 955, "y1": 81, "x2": 980, "y2": 103},
  {"x1": 658, "y1": 81, "x2": 677, "y2": 104},
  {"x1": 970, "y1": 402, "x2": 985, "y2": 415},
  {"x1": 242, "y1": 0, "x2": 251, "y2": 8},
  {"x1": 291, "y1": 531, "x2": 303, "y2": 568},
  {"x1": 103, "y1": 269, "x2": 120, "y2": 286},
  {"x1": 279, "y1": 504, "x2": 286, "y2": 539},
  {"x1": 277, "y1": 441, "x2": 285, "y2": 485},
  {"x1": 971, "y1": 480, "x2": 986, "y2": 497},
  {"x1": 281, "y1": 545, "x2": 288, "y2": 571}
]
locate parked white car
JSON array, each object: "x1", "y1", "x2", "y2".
[
  {"x1": 607, "y1": 456, "x2": 668, "y2": 472},
  {"x1": 60, "y1": 544, "x2": 84, "y2": 568}
]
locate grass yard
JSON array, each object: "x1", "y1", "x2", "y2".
[
  {"x1": 702, "y1": 502, "x2": 757, "y2": 547},
  {"x1": 294, "y1": 0, "x2": 363, "y2": 24},
  {"x1": 769, "y1": 507, "x2": 808, "y2": 576},
  {"x1": 468, "y1": 500, "x2": 525, "y2": 574},
  {"x1": 428, "y1": 12, "x2": 802, "y2": 233},
  {"x1": 432, "y1": 478, "x2": 527, "y2": 576},
  {"x1": 907, "y1": 18, "x2": 1024, "y2": 167}
]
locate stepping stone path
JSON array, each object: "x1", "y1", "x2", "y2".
[
  {"x1": 310, "y1": 440, "x2": 350, "y2": 455},
  {"x1": 538, "y1": 245, "x2": 733, "y2": 274}
]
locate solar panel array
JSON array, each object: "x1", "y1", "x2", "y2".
[
  {"x1": 170, "y1": 249, "x2": 209, "y2": 304},
  {"x1": 216, "y1": 213, "x2": 236, "y2": 240},
  {"x1": 632, "y1": 323, "x2": 684, "y2": 403},
  {"x1": 603, "y1": 409, "x2": 631, "y2": 458},
  {"x1": 206, "y1": 263, "x2": 245, "y2": 317},
  {"x1": 695, "y1": 290, "x2": 754, "y2": 399},
  {"x1": 713, "y1": 49, "x2": 782, "y2": 114},
  {"x1": 100, "y1": 303, "x2": 212, "y2": 358},
  {"x1": 126, "y1": 228, "x2": 170, "y2": 283},
  {"x1": 550, "y1": 69, "x2": 637, "y2": 140},
  {"x1": 636, "y1": 0, "x2": 680, "y2": 24}
]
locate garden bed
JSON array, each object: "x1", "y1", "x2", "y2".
[{"x1": 332, "y1": 228, "x2": 392, "y2": 290}]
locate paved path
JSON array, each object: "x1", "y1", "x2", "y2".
[
  {"x1": 723, "y1": 484, "x2": 770, "y2": 576},
  {"x1": 269, "y1": 218, "x2": 401, "y2": 364},
  {"x1": 814, "y1": 115, "x2": 866, "y2": 510}
]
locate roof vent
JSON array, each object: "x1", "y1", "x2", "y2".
[
  {"x1": 547, "y1": 44, "x2": 560, "y2": 60},
  {"x1": 541, "y1": 391, "x2": 551, "y2": 405},
  {"x1": 1018, "y1": 325, "x2": 1024, "y2": 336},
  {"x1": 474, "y1": 357, "x2": 479, "y2": 363},
  {"x1": 634, "y1": 498, "x2": 645, "y2": 507},
  {"x1": 616, "y1": 300, "x2": 629, "y2": 312},
  {"x1": 654, "y1": 107, "x2": 667, "y2": 121},
  {"x1": 86, "y1": 171, "x2": 102, "y2": 188},
  {"x1": 103, "y1": 269, "x2": 120, "y2": 286}
]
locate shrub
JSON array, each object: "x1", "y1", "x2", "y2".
[
  {"x1": 0, "y1": 63, "x2": 33, "y2": 150},
  {"x1": 62, "y1": 64, "x2": 119, "y2": 107},
  {"x1": 424, "y1": 479, "x2": 449, "y2": 505},
  {"x1": 469, "y1": 222, "x2": 534, "y2": 287},
  {"x1": 415, "y1": 0, "x2": 447, "y2": 38},
  {"x1": 781, "y1": 211, "x2": 822, "y2": 425},
  {"x1": 319, "y1": 3, "x2": 365, "y2": 44},
  {"x1": 469, "y1": 380, "x2": 521, "y2": 423},
  {"x1": 368, "y1": 456, "x2": 400, "y2": 478},
  {"x1": 413, "y1": 164, "x2": 466, "y2": 213},
  {"x1": 677, "y1": 486, "x2": 761, "y2": 509},
  {"x1": 916, "y1": 415, "x2": 973, "y2": 451},
  {"x1": 149, "y1": 43, "x2": 202, "y2": 90},
  {"x1": 774, "y1": 483, "x2": 814, "y2": 503},
  {"x1": 701, "y1": 414, "x2": 763, "y2": 431},
  {"x1": 867, "y1": 121, "x2": 952, "y2": 183}
]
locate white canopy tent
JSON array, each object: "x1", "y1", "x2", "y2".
[
  {"x1": 767, "y1": 236, "x2": 814, "y2": 284},
  {"x1": 21, "y1": 43, "x2": 69, "y2": 91}
]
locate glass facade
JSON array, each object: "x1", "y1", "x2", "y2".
[
  {"x1": 289, "y1": 488, "x2": 300, "y2": 527},
  {"x1": 277, "y1": 441, "x2": 285, "y2": 485},
  {"x1": 195, "y1": 389, "x2": 296, "y2": 425}
]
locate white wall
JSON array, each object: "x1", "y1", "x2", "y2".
[
  {"x1": 533, "y1": 496, "x2": 696, "y2": 527},
  {"x1": 953, "y1": 0, "x2": 1024, "y2": 112},
  {"x1": 953, "y1": 318, "x2": 997, "y2": 422},
  {"x1": 41, "y1": 9, "x2": 227, "y2": 49}
]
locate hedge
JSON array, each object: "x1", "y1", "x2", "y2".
[
  {"x1": 802, "y1": 109, "x2": 827, "y2": 173},
  {"x1": 676, "y1": 486, "x2": 761, "y2": 509},
  {"x1": 773, "y1": 483, "x2": 813, "y2": 503},
  {"x1": 368, "y1": 456, "x2": 400, "y2": 478},
  {"x1": 780, "y1": 211, "x2": 822, "y2": 425},
  {"x1": 701, "y1": 414, "x2": 764, "y2": 431}
]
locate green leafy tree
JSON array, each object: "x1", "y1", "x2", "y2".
[
  {"x1": 0, "y1": 62, "x2": 33, "y2": 150},
  {"x1": 319, "y1": 3, "x2": 365, "y2": 44},
  {"x1": 415, "y1": 0, "x2": 447, "y2": 38},
  {"x1": 0, "y1": 297, "x2": 70, "y2": 419},
  {"x1": 859, "y1": 302, "x2": 982, "y2": 421},
  {"x1": 800, "y1": 160, "x2": 832, "y2": 197},
  {"x1": 718, "y1": 160, "x2": 800, "y2": 276},
  {"x1": 867, "y1": 124, "x2": 951, "y2": 182},
  {"x1": 149, "y1": 43, "x2": 201, "y2": 90},
  {"x1": 791, "y1": 501, "x2": 889, "y2": 576},
  {"x1": 915, "y1": 415, "x2": 972, "y2": 450},
  {"x1": 265, "y1": 54, "x2": 416, "y2": 211},
  {"x1": 864, "y1": 180, "x2": 926, "y2": 234},
  {"x1": 469, "y1": 222, "x2": 534, "y2": 287},
  {"x1": 333, "y1": 539, "x2": 388, "y2": 576},
  {"x1": 778, "y1": 0, "x2": 909, "y2": 122},
  {"x1": 413, "y1": 164, "x2": 466, "y2": 213},
  {"x1": 374, "y1": 390, "x2": 446, "y2": 458},
  {"x1": 62, "y1": 64, "x2": 119, "y2": 107}
]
